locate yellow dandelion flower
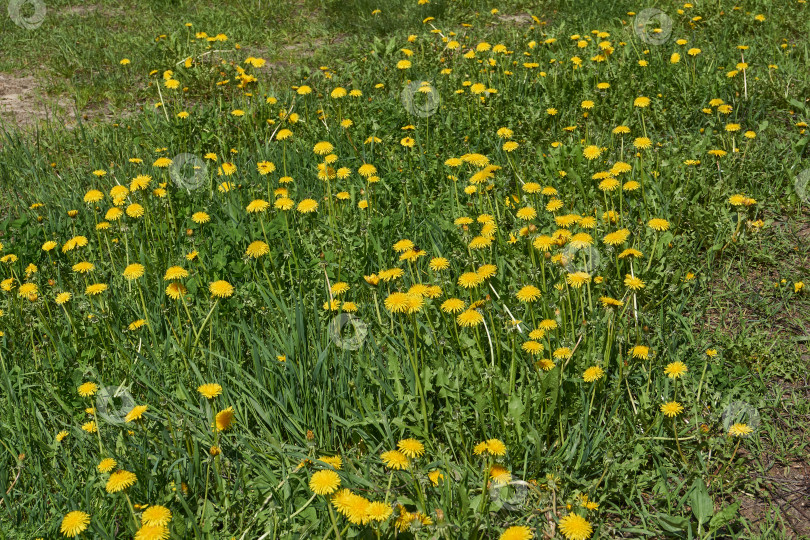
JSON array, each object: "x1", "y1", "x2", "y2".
[
  {"x1": 198, "y1": 383, "x2": 222, "y2": 399},
  {"x1": 313, "y1": 141, "x2": 334, "y2": 155},
  {"x1": 522, "y1": 341, "x2": 544, "y2": 355},
  {"x1": 559, "y1": 513, "x2": 593, "y2": 540},
  {"x1": 664, "y1": 361, "x2": 688, "y2": 379},
  {"x1": 97, "y1": 458, "x2": 117, "y2": 473},
  {"x1": 124, "y1": 405, "x2": 148, "y2": 422},
  {"x1": 624, "y1": 274, "x2": 645, "y2": 290},
  {"x1": 661, "y1": 401, "x2": 684, "y2": 417},
  {"x1": 499, "y1": 525, "x2": 533, "y2": 540},
  {"x1": 582, "y1": 366, "x2": 604, "y2": 382},
  {"x1": 191, "y1": 212, "x2": 210, "y2": 224},
  {"x1": 165, "y1": 282, "x2": 187, "y2": 300},
  {"x1": 486, "y1": 438, "x2": 507, "y2": 456},
  {"x1": 163, "y1": 266, "x2": 189, "y2": 281},
  {"x1": 381, "y1": 450, "x2": 409, "y2": 470},
  {"x1": 648, "y1": 218, "x2": 670, "y2": 231},
  {"x1": 458, "y1": 272, "x2": 483, "y2": 288},
  {"x1": 630, "y1": 345, "x2": 650, "y2": 359},
  {"x1": 245, "y1": 241, "x2": 270, "y2": 258},
  {"x1": 123, "y1": 263, "x2": 145, "y2": 281},
  {"x1": 60, "y1": 511, "x2": 90, "y2": 538},
  {"x1": 209, "y1": 280, "x2": 234, "y2": 298},
  {"x1": 398, "y1": 438, "x2": 425, "y2": 459},
  {"x1": 106, "y1": 470, "x2": 137, "y2": 493},
  {"x1": 728, "y1": 423, "x2": 753, "y2": 437},
  {"x1": 457, "y1": 309, "x2": 484, "y2": 327},
  {"x1": 516, "y1": 285, "x2": 541, "y2": 302},
  {"x1": 441, "y1": 298, "x2": 466, "y2": 313},
  {"x1": 428, "y1": 469, "x2": 444, "y2": 486},
  {"x1": 78, "y1": 382, "x2": 98, "y2": 397},
  {"x1": 633, "y1": 137, "x2": 652, "y2": 150},
  {"x1": 215, "y1": 407, "x2": 235, "y2": 431},
  {"x1": 297, "y1": 199, "x2": 318, "y2": 213},
  {"x1": 141, "y1": 505, "x2": 172, "y2": 527}
]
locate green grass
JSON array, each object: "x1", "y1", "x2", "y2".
[{"x1": 0, "y1": 0, "x2": 809, "y2": 538}]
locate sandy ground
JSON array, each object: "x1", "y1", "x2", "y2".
[{"x1": 0, "y1": 72, "x2": 72, "y2": 129}]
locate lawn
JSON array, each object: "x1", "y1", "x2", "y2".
[{"x1": 0, "y1": 0, "x2": 809, "y2": 538}]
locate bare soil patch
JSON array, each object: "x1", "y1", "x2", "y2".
[
  {"x1": 697, "y1": 213, "x2": 810, "y2": 537},
  {"x1": 740, "y1": 459, "x2": 810, "y2": 538},
  {"x1": 496, "y1": 13, "x2": 534, "y2": 25},
  {"x1": 56, "y1": 4, "x2": 122, "y2": 17},
  {"x1": 0, "y1": 73, "x2": 73, "y2": 129}
]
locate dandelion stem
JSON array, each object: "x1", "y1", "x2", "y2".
[
  {"x1": 136, "y1": 284, "x2": 155, "y2": 340},
  {"x1": 192, "y1": 299, "x2": 219, "y2": 356},
  {"x1": 287, "y1": 493, "x2": 317, "y2": 521},
  {"x1": 327, "y1": 505, "x2": 342, "y2": 540},
  {"x1": 719, "y1": 439, "x2": 742, "y2": 479},
  {"x1": 399, "y1": 319, "x2": 428, "y2": 433},
  {"x1": 476, "y1": 457, "x2": 491, "y2": 515},
  {"x1": 180, "y1": 295, "x2": 197, "y2": 337},
  {"x1": 124, "y1": 493, "x2": 139, "y2": 529},
  {"x1": 201, "y1": 459, "x2": 212, "y2": 528},
  {"x1": 588, "y1": 381, "x2": 598, "y2": 416},
  {"x1": 90, "y1": 403, "x2": 104, "y2": 455},
  {"x1": 383, "y1": 471, "x2": 395, "y2": 505},
  {"x1": 672, "y1": 418, "x2": 688, "y2": 468}
]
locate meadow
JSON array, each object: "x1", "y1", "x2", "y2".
[{"x1": 0, "y1": 0, "x2": 809, "y2": 538}]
